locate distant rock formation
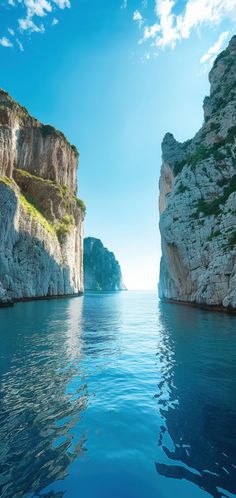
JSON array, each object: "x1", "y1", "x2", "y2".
[
  {"x1": 84, "y1": 237, "x2": 126, "y2": 291},
  {"x1": 159, "y1": 35, "x2": 236, "y2": 310},
  {"x1": 0, "y1": 89, "x2": 85, "y2": 303}
]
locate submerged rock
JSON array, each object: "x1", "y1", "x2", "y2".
[
  {"x1": 0, "y1": 89, "x2": 85, "y2": 301},
  {"x1": 84, "y1": 237, "x2": 126, "y2": 291},
  {"x1": 159, "y1": 35, "x2": 236, "y2": 309}
]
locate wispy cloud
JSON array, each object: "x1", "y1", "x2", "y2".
[
  {"x1": 200, "y1": 30, "x2": 229, "y2": 67},
  {"x1": 18, "y1": 18, "x2": 45, "y2": 33},
  {"x1": 133, "y1": 10, "x2": 144, "y2": 28},
  {"x1": 136, "y1": 0, "x2": 236, "y2": 50},
  {"x1": 121, "y1": 0, "x2": 127, "y2": 9},
  {"x1": 0, "y1": 37, "x2": 13, "y2": 47},
  {"x1": 0, "y1": 0, "x2": 71, "y2": 50},
  {"x1": 16, "y1": 38, "x2": 24, "y2": 51},
  {"x1": 24, "y1": 0, "x2": 52, "y2": 18}
]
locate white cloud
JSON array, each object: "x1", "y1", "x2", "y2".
[
  {"x1": 3, "y1": 0, "x2": 70, "y2": 40},
  {"x1": 137, "y1": 0, "x2": 236, "y2": 50},
  {"x1": 0, "y1": 37, "x2": 13, "y2": 47},
  {"x1": 17, "y1": 0, "x2": 70, "y2": 34},
  {"x1": 133, "y1": 10, "x2": 144, "y2": 28},
  {"x1": 200, "y1": 30, "x2": 229, "y2": 65},
  {"x1": 24, "y1": 0, "x2": 52, "y2": 18},
  {"x1": 143, "y1": 23, "x2": 160, "y2": 40},
  {"x1": 53, "y1": 0, "x2": 70, "y2": 8},
  {"x1": 18, "y1": 18, "x2": 45, "y2": 33}
]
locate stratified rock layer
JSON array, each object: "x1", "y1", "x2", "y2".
[
  {"x1": 159, "y1": 36, "x2": 236, "y2": 309},
  {"x1": 0, "y1": 89, "x2": 85, "y2": 302},
  {"x1": 84, "y1": 237, "x2": 126, "y2": 291}
]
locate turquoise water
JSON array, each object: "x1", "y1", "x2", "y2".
[{"x1": 0, "y1": 291, "x2": 236, "y2": 498}]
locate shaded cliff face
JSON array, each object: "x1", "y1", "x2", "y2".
[
  {"x1": 159, "y1": 35, "x2": 236, "y2": 309},
  {"x1": 83, "y1": 237, "x2": 126, "y2": 291},
  {"x1": 0, "y1": 90, "x2": 85, "y2": 302}
]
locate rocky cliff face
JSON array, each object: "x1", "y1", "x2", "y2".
[
  {"x1": 84, "y1": 237, "x2": 126, "y2": 291},
  {"x1": 0, "y1": 89, "x2": 85, "y2": 303},
  {"x1": 159, "y1": 35, "x2": 236, "y2": 310}
]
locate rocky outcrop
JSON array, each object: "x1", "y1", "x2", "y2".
[
  {"x1": 159, "y1": 35, "x2": 236, "y2": 310},
  {"x1": 0, "y1": 89, "x2": 85, "y2": 303},
  {"x1": 83, "y1": 237, "x2": 126, "y2": 291}
]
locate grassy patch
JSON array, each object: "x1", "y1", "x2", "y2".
[
  {"x1": 55, "y1": 215, "x2": 74, "y2": 242},
  {"x1": 15, "y1": 169, "x2": 86, "y2": 214},
  {"x1": 15, "y1": 168, "x2": 55, "y2": 186},
  {"x1": 19, "y1": 192, "x2": 55, "y2": 235},
  {"x1": 0, "y1": 176, "x2": 14, "y2": 188}
]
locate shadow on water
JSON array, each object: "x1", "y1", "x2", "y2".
[
  {"x1": 155, "y1": 302, "x2": 236, "y2": 498},
  {"x1": 0, "y1": 297, "x2": 88, "y2": 498},
  {"x1": 0, "y1": 292, "x2": 123, "y2": 498}
]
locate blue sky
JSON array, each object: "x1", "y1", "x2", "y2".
[{"x1": 1, "y1": 0, "x2": 236, "y2": 289}]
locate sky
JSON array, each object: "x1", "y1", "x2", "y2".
[{"x1": 0, "y1": 0, "x2": 236, "y2": 289}]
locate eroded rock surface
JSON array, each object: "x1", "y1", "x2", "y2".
[{"x1": 159, "y1": 35, "x2": 236, "y2": 309}]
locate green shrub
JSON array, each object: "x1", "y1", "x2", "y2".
[
  {"x1": 189, "y1": 145, "x2": 209, "y2": 169},
  {"x1": 228, "y1": 230, "x2": 236, "y2": 249},
  {"x1": 217, "y1": 177, "x2": 230, "y2": 187},
  {"x1": 41, "y1": 124, "x2": 56, "y2": 138},
  {"x1": 75, "y1": 197, "x2": 86, "y2": 214},
  {"x1": 212, "y1": 149, "x2": 225, "y2": 161},
  {"x1": 197, "y1": 174, "x2": 236, "y2": 216},
  {"x1": 177, "y1": 183, "x2": 189, "y2": 194},
  {"x1": 210, "y1": 122, "x2": 221, "y2": 132},
  {"x1": 71, "y1": 144, "x2": 79, "y2": 156},
  {"x1": 207, "y1": 229, "x2": 221, "y2": 241},
  {"x1": 173, "y1": 159, "x2": 186, "y2": 176},
  {"x1": 197, "y1": 198, "x2": 221, "y2": 216}
]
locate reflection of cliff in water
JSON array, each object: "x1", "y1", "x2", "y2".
[
  {"x1": 0, "y1": 298, "x2": 87, "y2": 498},
  {"x1": 155, "y1": 302, "x2": 236, "y2": 498}
]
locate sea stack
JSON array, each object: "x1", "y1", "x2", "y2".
[
  {"x1": 159, "y1": 35, "x2": 236, "y2": 310},
  {"x1": 83, "y1": 237, "x2": 126, "y2": 291},
  {"x1": 0, "y1": 89, "x2": 85, "y2": 303}
]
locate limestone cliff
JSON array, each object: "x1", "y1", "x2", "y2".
[
  {"x1": 159, "y1": 35, "x2": 236, "y2": 310},
  {"x1": 0, "y1": 89, "x2": 85, "y2": 303},
  {"x1": 84, "y1": 237, "x2": 126, "y2": 291}
]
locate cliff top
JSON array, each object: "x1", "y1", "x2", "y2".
[
  {"x1": 0, "y1": 88, "x2": 79, "y2": 156},
  {"x1": 162, "y1": 34, "x2": 236, "y2": 170}
]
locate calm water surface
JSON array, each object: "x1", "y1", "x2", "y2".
[{"x1": 0, "y1": 291, "x2": 236, "y2": 498}]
